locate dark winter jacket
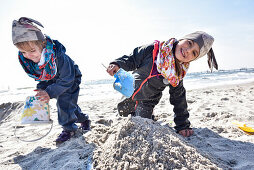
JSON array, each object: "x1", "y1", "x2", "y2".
[
  {"x1": 111, "y1": 43, "x2": 190, "y2": 132},
  {"x1": 37, "y1": 40, "x2": 82, "y2": 99}
]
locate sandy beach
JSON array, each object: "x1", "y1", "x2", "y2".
[{"x1": 0, "y1": 82, "x2": 254, "y2": 169}]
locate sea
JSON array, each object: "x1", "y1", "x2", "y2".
[{"x1": 1, "y1": 68, "x2": 254, "y2": 104}]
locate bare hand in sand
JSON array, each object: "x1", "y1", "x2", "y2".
[
  {"x1": 179, "y1": 129, "x2": 194, "y2": 137},
  {"x1": 34, "y1": 89, "x2": 50, "y2": 103},
  {"x1": 107, "y1": 64, "x2": 120, "y2": 76}
]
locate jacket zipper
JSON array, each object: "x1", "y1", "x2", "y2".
[{"x1": 132, "y1": 40, "x2": 161, "y2": 100}]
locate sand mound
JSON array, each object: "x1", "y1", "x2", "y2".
[
  {"x1": 10, "y1": 134, "x2": 94, "y2": 170},
  {"x1": 91, "y1": 116, "x2": 221, "y2": 169},
  {"x1": 0, "y1": 102, "x2": 23, "y2": 123}
]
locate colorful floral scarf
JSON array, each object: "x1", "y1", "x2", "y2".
[
  {"x1": 156, "y1": 38, "x2": 189, "y2": 87},
  {"x1": 18, "y1": 35, "x2": 57, "y2": 81}
]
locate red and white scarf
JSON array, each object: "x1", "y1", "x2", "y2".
[{"x1": 156, "y1": 38, "x2": 189, "y2": 87}]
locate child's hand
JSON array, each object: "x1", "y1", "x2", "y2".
[
  {"x1": 178, "y1": 129, "x2": 194, "y2": 137},
  {"x1": 107, "y1": 64, "x2": 120, "y2": 76},
  {"x1": 34, "y1": 89, "x2": 50, "y2": 103}
]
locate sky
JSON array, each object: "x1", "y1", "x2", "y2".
[{"x1": 1, "y1": 0, "x2": 254, "y2": 89}]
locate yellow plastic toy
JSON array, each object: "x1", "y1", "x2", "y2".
[{"x1": 233, "y1": 121, "x2": 254, "y2": 135}]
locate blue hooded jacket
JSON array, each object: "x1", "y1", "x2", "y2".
[{"x1": 37, "y1": 40, "x2": 82, "y2": 98}]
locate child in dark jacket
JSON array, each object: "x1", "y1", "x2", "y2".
[
  {"x1": 12, "y1": 17, "x2": 91, "y2": 143},
  {"x1": 107, "y1": 31, "x2": 218, "y2": 137}
]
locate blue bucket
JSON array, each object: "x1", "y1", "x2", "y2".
[{"x1": 113, "y1": 68, "x2": 134, "y2": 98}]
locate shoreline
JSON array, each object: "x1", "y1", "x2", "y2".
[{"x1": 187, "y1": 80, "x2": 254, "y2": 91}]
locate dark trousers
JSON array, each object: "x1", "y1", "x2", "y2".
[
  {"x1": 56, "y1": 85, "x2": 89, "y2": 131},
  {"x1": 37, "y1": 78, "x2": 89, "y2": 131}
]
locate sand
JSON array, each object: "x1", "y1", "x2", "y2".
[{"x1": 0, "y1": 82, "x2": 254, "y2": 169}]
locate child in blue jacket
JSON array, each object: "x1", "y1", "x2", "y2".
[
  {"x1": 107, "y1": 31, "x2": 218, "y2": 137},
  {"x1": 12, "y1": 17, "x2": 90, "y2": 144}
]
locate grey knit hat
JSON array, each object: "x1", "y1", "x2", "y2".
[
  {"x1": 12, "y1": 17, "x2": 45, "y2": 45},
  {"x1": 181, "y1": 31, "x2": 218, "y2": 71}
]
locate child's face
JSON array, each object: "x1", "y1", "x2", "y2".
[
  {"x1": 17, "y1": 43, "x2": 43, "y2": 63},
  {"x1": 175, "y1": 39, "x2": 200, "y2": 63}
]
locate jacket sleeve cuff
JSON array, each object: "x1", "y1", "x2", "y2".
[{"x1": 174, "y1": 118, "x2": 191, "y2": 132}]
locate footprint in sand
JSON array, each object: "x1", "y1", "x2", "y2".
[
  {"x1": 95, "y1": 119, "x2": 113, "y2": 126},
  {"x1": 221, "y1": 97, "x2": 229, "y2": 101},
  {"x1": 186, "y1": 99, "x2": 196, "y2": 104}
]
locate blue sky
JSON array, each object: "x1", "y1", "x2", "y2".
[{"x1": 1, "y1": 0, "x2": 254, "y2": 88}]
